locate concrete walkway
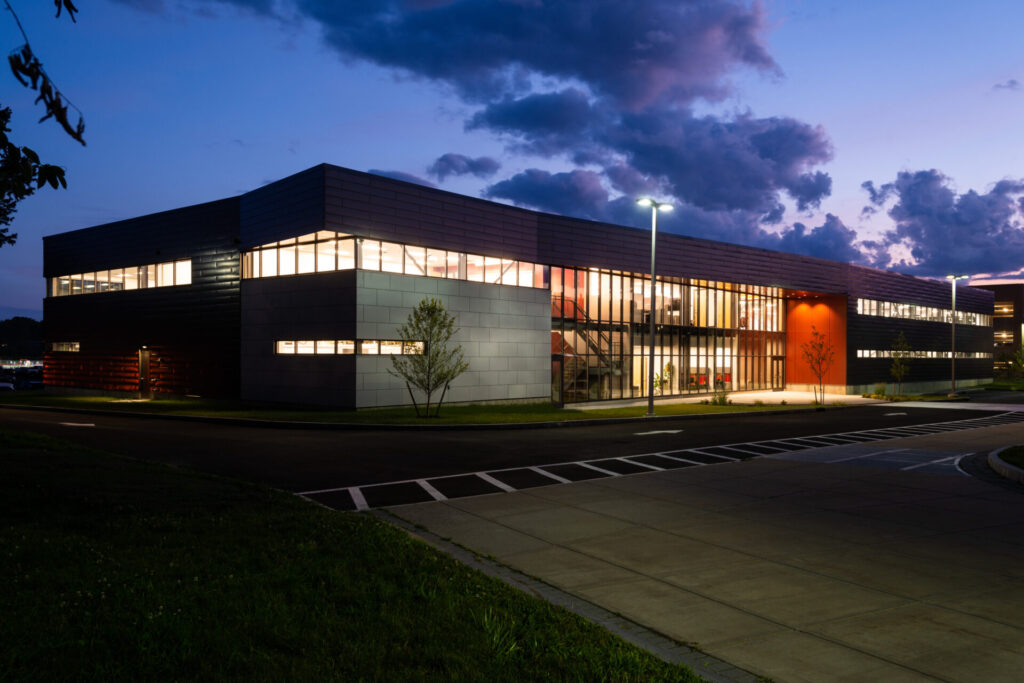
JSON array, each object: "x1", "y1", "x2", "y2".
[
  {"x1": 390, "y1": 422, "x2": 1024, "y2": 682},
  {"x1": 574, "y1": 389, "x2": 884, "y2": 410}
]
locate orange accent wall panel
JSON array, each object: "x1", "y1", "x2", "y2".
[{"x1": 786, "y1": 296, "x2": 847, "y2": 386}]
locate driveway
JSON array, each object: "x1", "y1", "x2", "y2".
[{"x1": 389, "y1": 422, "x2": 1024, "y2": 682}]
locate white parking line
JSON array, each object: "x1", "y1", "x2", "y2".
[
  {"x1": 477, "y1": 472, "x2": 517, "y2": 493},
  {"x1": 529, "y1": 466, "x2": 572, "y2": 483},
  {"x1": 634, "y1": 429, "x2": 683, "y2": 435},
  {"x1": 687, "y1": 448, "x2": 739, "y2": 460},
  {"x1": 579, "y1": 462, "x2": 621, "y2": 476},
  {"x1": 349, "y1": 487, "x2": 369, "y2": 511},
  {"x1": 900, "y1": 454, "x2": 965, "y2": 471},
  {"x1": 59, "y1": 422, "x2": 95, "y2": 427},
  {"x1": 416, "y1": 479, "x2": 447, "y2": 501},
  {"x1": 618, "y1": 457, "x2": 663, "y2": 471},
  {"x1": 656, "y1": 453, "x2": 708, "y2": 466},
  {"x1": 829, "y1": 448, "x2": 908, "y2": 463}
]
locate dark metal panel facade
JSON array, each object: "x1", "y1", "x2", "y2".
[{"x1": 43, "y1": 198, "x2": 241, "y2": 396}]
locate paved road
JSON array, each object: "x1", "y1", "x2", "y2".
[{"x1": 0, "y1": 403, "x2": 1008, "y2": 494}]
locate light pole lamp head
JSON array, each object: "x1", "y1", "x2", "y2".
[
  {"x1": 636, "y1": 197, "x2": 673, "y2": 211},
  {"x1": 945, "y1": 274, "x2": 968, "y2": 281}
]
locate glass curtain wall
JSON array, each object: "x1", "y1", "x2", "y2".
[{"x1": 551, "y1": 267, "x2": 784, "y2": 402}]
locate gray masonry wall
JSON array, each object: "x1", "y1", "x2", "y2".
[{"x1": 355, "y1": 271, "x2": 551, "y2": 408}]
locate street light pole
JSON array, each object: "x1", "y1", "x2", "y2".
[
  {"x1": 637, "y1": 198, "x2": 673, "y2": 417},
  {"x1": 946, "y1": 274, "x2": 968, "y2": 396}
]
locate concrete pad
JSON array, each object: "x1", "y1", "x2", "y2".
[
  {"x1": 500, "y1": 545, "x2": 643, "y2": 591},
  {"x1": 388, "y1": 502, "x2": 551, "y2": 557},
  {"x1": 782, "y1": 544, "x2": 989, "y2": 599},
  {"x1": 926, "y1": 579, "x2": 1024, "y2": 628},
  {"x1": 567, "y1": 526, "x2": 751, "y2": 577},
  {"x1": 663, "y1": 516, "x2": 850, "y2": 562},
  {"x1": 573, "y1": 495, "x2": 713, "y2": 527},
  {"x1": 711, "y1": 630, "x2": 936, "y2": 683},
  {"x1": 444, "y1": 488, "x2": 563, "y2": 518},
  {"x1": 496, "y1": 505, "x2": 638, "y2": 544},
  {"x1": 659, "y1": 558, "x2": 906, "y2": 627},
  {"x1": 576, "y1": 577, "x2": 783, "y2": 647},
  {"x1": 814, "y1": 603, "x2": 1024, "y2": 682}
]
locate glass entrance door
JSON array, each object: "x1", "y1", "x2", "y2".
[{"x1": 138, "y1": 348, "x2": 152, "y2": 399}]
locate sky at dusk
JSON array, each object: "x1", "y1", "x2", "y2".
[{"x1": 3, "y1": 0, "x2": 1024, "y2": 318}]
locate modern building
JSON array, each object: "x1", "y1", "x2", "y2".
[
  {"x1": 43, "y1": 164, "x2": 994, "y2": 407},
  {"x1": 971, "y1": 280, "x2": 1024, "y2": 371}
]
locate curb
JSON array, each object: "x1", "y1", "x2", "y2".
[
  {"x1": 988, "y1": 446, "x2": 1024, "y2": 484},
  {"x1": 0, "y1": 401, "x2": 832, "y2": 431}
]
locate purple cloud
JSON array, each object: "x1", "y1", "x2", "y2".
[
  {"x1": 993, "y1": 79, "x2": 1020, "y2": 91},
  {"x1": 427, "y1": 153, "x2": 500, "y2": 181},
  {"x1": 485, "y1": 169, "x2": 609, "y2": 220},
  {"x1": 865, "y1": 169, "x2": 1024, "y2": 276}
]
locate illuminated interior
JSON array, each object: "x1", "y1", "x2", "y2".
[
  {"x1": 50, "y1": 259, "x2": 192, "y2": 297},
  {"x1": 275, "y1": 339, "x2": 424, "y2": 355},
  {"x1": 243, "y1": 231, "x2": 549, "y2": 289}
]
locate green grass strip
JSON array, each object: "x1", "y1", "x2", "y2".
[
  {"x1": 0, "y1": 393, "x2": 799, "y2": 424},
  {"x1": 0, "y1": 428, "x2": 704, "y2": 681}
]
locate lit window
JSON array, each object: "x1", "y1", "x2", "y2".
[
  {"x1": 485, "y1": 256, "x2": 501, "y2": 283},
  {"x1": 381, "y1": 241, "x2": 404, "y2": 273},
  {"x1": 95, "y1": 270, "x2": 110, "y2": 292},
  {"x1": 405, "y1": 245, "x2": 426, "y2": 276},
  {"x1": 380, "y1": 340, "x2": 403, "y2": 355},
  {"x1": 359, "y1": 239, "x2": 381, "y2": 271},
  {"x1": 337, "y1": 340, "x2": 355, "y2": 355},
  {"x1": 278, "y1": 244, "x2": 296, "y2": 276},
  {"x1": 402, "y1": 341, "x2": 424, "y2": 355},
  {"x1": 108, "y1": 268, "x2": 124, "y2": 291},
  {"x1": 261, "y1": 249, "x2": 278, "y2": 277},
  {"x1": 360, "y1": 340, "x2": 379, "y2": 355},
  {"x1": 316, "y1": 340, "x2": 335, "y2": 354},
  {"x1": 51, "y1": 341, "x2": 80, "y2": 352},
  {"x1": 426, "y1": 249, "x2": 446, "y2": 278},
  {"x1": 276, "y1": 341, "x2": 296, "y2": 354},
  {"x1": 298, "y1": 243, "x2": 316, "y2": 274},
  {"x1": 466, "y1": 254, "x2": 484, "y2": 282},
  {"x1": 124, "y1": 267, "x2": 139, "y2": 290},
  {"x1": 501, "y1": 259, "x2": 517, "y2": 286},
  {"x1": 316, "y1": 239, "x2": 336, "y2": 272},
  {"x1": 338, "y1": 238, "x2": 355, "y2": 270},
  {"x1": 296, "y1": 340, "x2": 315, "y2": 355},
  {"x1": 175, "y1": 260, "x2": 192, "y2": 285},
  {"x1": 82, "y1": 273, "x2": 95, "y2": 293}
]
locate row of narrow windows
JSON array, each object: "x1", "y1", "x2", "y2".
[
  {"x1": 274, "y1": 339, "x2": 424, "y2": 356},
  {"x1": 49, "y1": 260, "x2": 192, "y2": 297},
  {"x1": 856, "y1": 349, "x2": 993, "y2": 359},
  {"x1": 856, "y1": 298, "x2": 991, "y2": 327},
  {"x1": 243, "y1": 231, "x2": 550, "y2": 289}
]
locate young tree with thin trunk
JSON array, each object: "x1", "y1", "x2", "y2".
[
  {"x1": 388, "y1": 297, "x2": 468, "y2": 418},
  {"x1": 890, "y1": 330, "x2": 911, "y2": 397},
  {"x1": 801, "y1": 325, "x2": 834, "y2": 404}
]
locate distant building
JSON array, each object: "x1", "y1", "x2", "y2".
[
  {"x1": 43, "y1": 164, "x2": 995, "y2": 406},
  {"x1": 971, "y1": 280, "x2": 1024, "y2": 371}
]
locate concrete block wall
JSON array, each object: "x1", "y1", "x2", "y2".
[{"x1": 355, "y1": 271, "x2": 551, "y2": 408}]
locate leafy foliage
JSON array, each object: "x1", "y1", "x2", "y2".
[
  {"x1": 801, "y1": 325, "x2": 835, "y2": 404},
  {"x1": 0, "y1": 107, "x2": 67, "y2": 246},
  {"x1": 0, "y1": 0, "x2": 83, "y2": 247},
  {"x1": 388, "y1": 298, "x2": 469, "y2": 417},
  {"x1": 889, "y1": 330, "x2": 911, "y2": 396}
]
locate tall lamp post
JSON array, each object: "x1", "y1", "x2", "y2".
[
  {"x1": 946, "y1": 274, "x2": 968, "y2": 396},
  {"x1": 637, "y1": 198, "x2": 673, "y2": 417}
]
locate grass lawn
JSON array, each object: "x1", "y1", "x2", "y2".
[
  {"x1": 0, "y1": 428, "x2": 704, "y2": 681},
  {"x1": 998, "y1": 445, "x2": 1024, "y2": 469},
  {"x1": 0, "y1": 392, "x2": 800, "y2": 424}
]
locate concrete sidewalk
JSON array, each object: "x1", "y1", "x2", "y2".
[{"x1": 390, "y1": 423, "x2": 1024, "y2": 682}]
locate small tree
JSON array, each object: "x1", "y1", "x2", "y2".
[
  {"x1": 889, "y1": 331, "x2": 911, "y2": 397},
  {"x1": 388, "y1": 297, "x2": 469, "y2": 418},
  {"x1": 801, "y1": 325, "x2": 834, "y2": 404}
]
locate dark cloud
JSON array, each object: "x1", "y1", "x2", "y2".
[
  {"x1": 776, "y1": 214, "x2": 866, "y2": 263},
  {"x1": 299, "y1": 0, "x2": 777, "y2": 107},
  {"x1": 427, "y1": 153, "x2": 500, "y2": 181},
  {"x1": 993, "y1": 79, "x2": 1021, "y2": 91},
  {"x1": 485, "y1": 169, "x2": 609, "y2": 221},
  {"x1": 284, "y1": 1, "x2": 837, "y2": 260},
  {"x1": 367, "y1": 169, "x2": 436, "y2": 187},
  {"x1": 865, "y1": 169, "x2": 1024, "y2": 276}
]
